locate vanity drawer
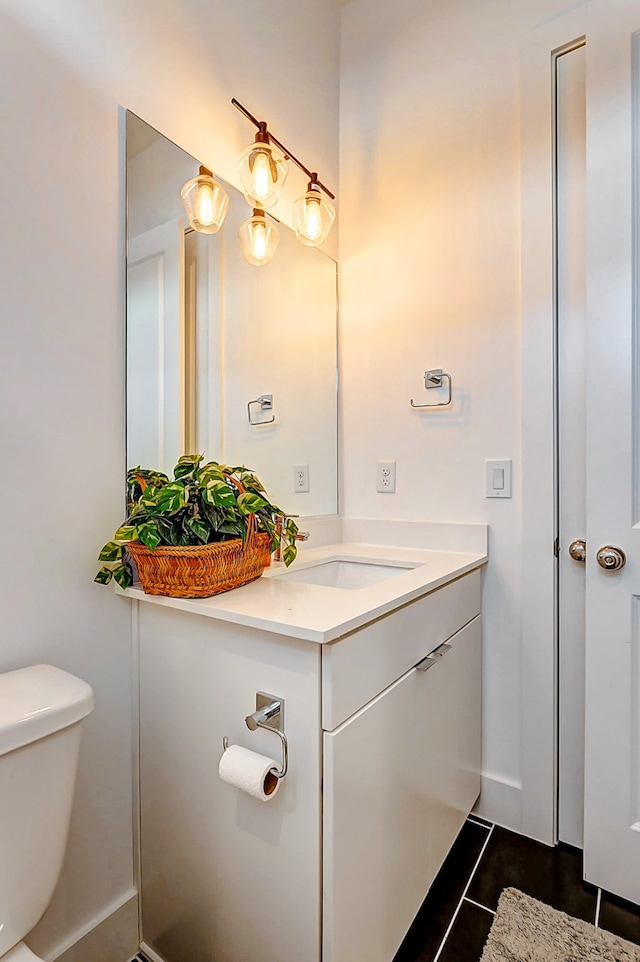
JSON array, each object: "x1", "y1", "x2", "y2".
[{"x1": 321, "y1": 568, "x2": 481, "y2": 731}]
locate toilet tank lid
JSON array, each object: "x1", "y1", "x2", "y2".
[{"x1": 0, "y1": 664, "x2": 94, "y2": 757}]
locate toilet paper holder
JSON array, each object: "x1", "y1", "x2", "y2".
[{"x1": 222, "y1": 691, "x2": 288, "y2": 779}]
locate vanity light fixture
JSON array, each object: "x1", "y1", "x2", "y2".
[
  {"x1": 238, "y1": 208, "x2": 279, "y2": 267},
  {"x1": 180, "y1": 165, "x2": 229, "y2": 234},
  {"x1": 293, "y1": 174, "x2": 336, "y2": 247},
  {"x1": 232, "y1": 98, "x2": 336, "y2": 249},
  {"x1": 237, "y1": 122, "x2": 288, "y2": 210}
]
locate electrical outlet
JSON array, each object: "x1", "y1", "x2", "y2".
[
  {"x1": 294, "y1": 463, "x2": 310, "y2": 493},
  {"x1": 376, "y1": 460, "x2": 396, "y2": 493}
]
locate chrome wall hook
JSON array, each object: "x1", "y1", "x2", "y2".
[
  {"x1": 247, "y1": 394, "x2": 275, "y2": 425},
  {"x1": 411, "y1": 369, "x2": 452, "y2": 408}
]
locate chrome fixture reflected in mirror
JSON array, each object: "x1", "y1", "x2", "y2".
[
  {"x1": 180, "y1": 165, "x2": 229, "y2": 234},
  {"x1": 125, "y1": 111, "x2": 338, "y2": 516},
  {"x1": 238, "y1": 208, "x2": 279, "y2": 266},
  {"x1": 247, "y1": 394, "x2": 275, "y2": 426}
]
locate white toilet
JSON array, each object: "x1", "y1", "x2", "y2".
[{"x1": 0, "y1": 664, "x2": 94, "y2": 962}]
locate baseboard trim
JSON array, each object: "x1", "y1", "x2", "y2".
[
  {"x1": 138, "y1": 942, "x2": 166, "y2": 962},
  {"x1": 49, "y1": 888, "x2": 138, "y2": 962},
  {"x1": 473, "y1": 771, "x2": 522, "y2": 833}
]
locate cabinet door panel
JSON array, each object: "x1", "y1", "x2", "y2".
[{"x1": 323, "y1": 616, "x2": 481, "y2": 962}]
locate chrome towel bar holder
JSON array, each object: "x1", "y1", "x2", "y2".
[
  {"x1": 247, "y1": 394, "x2": 275, "y2": 425},
  {"x1": 410, "y1": 369, "x2": 452, "y2": 408}
]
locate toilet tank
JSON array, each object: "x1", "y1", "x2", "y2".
[{"x1": 0, "y1": 665, "x2": 94, "y2": 956}]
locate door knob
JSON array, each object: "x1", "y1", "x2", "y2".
[
  {"x1": 596, "y1": 545, "x2": 626, "y2": 571},
  {"x1": 568, "y1": 539, "x2": 586, "y2": 563}
]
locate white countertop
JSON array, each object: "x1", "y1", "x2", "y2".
[{"x1": 120, "y1": 541, "x2": 487, "y2": 644}]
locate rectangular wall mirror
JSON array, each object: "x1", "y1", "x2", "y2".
[{"x1": 125, "y1": 111, "x2": 339, "y2": 517}]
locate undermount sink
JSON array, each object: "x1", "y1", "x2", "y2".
[{"x1": 274, "y1": 559, "x2": 415, "y2": 590}]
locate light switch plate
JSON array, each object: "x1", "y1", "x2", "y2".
[{"x1": 486, "y1": 459, "x2": 512, "y2": 498}]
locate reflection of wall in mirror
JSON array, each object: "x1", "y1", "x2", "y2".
[
  {"x1": 221, "y1": 195, "x2": 338, "y2": 517},
  {"x1": 126, "y1": 113, "x2": 338, "y2": 516}
]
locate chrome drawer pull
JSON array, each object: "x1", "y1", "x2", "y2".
[
  {"x1": 431, "y1": 643, "x2": 452, "y2": 658},
  {"x1": 416, "y1": 642, "x2": 452, "y2": 671},
  {"x1": 416, "y1": 655, "x2": 438, "y2": 672}
]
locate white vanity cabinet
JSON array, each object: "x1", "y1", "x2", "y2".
[
  {"x1": 323, "y1": 616, "x2": 481, "y2": 962},
  {"x1": 134, "y1": 565, "x2": 482, "y2": 962}
]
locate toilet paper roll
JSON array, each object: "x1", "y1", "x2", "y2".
[{"x1": 218, "y1": 744, "x2": 281, "y2": 801}]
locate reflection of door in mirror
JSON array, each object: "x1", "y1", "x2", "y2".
[
  {"x1": 125, "y1": 111, "x2": 338, "y2": 516},
  {"x1": 127, "y1": 219, "x2": 185, "y2": 471},
  {"x1": 126, "y1": 117, "x2": 194, "y2": 474}
]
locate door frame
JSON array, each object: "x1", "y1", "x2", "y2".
[{"x1": 520, "y1": 6, "x2": 587, "y2": 845}]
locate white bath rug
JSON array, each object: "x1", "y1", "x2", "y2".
[{"x1": 480, "y1": 887, "x2": 640, "y2": 962}]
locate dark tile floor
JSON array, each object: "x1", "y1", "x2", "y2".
[{"x1": 393, "y1": 816, "x2": 640, "y2": 962}]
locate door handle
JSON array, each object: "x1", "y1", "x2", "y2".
[
  {"x1": 568, "y1": 539, "x2": 586, "y2": 563},
  {"x1": 596, "y1": 545, "x2": 626, "y2": 571}
]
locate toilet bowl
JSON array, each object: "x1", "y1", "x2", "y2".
[{"x1": 0, "y1": 664, "x2": 94, "y2": 961}]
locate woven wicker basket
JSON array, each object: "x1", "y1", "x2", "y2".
[{"x1": 127, "y1": 532, "x2": 272, "y2": 599}]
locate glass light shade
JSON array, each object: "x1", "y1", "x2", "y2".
[
  {"x1": 237, "y1": 140, "x2": 288, "y2": 209},
  {"x1": 238, "y1": 212, "x2": 279, "y2": 266},
  {"x1": 180, "y1": 170, "x2": 229, "y2": 234},
  {"x1": 293, "y1": 187, "x2": 336, "y2": 246}
]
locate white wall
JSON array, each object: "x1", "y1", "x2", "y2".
[
  {"x1": 0, "y1": 1, "x2": 339, "y2": 956},
  {"x1": 339, "y1": 0, "x2": 587, "y2": 830}
]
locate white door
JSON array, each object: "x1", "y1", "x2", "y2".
[
  {"x1": 127, "y1": 218, "x2": 185, "y2": 475},
  {"x1": 583, "y1": 0, "x2": 640, "y2": 904}
]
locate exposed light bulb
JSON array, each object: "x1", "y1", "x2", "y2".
[
  {"x1": 194, "y1": 182, "x2": 215, "y2": 226},
  {"x1": 252, "y1": 220, "x2": 267, "y2": 260},
  {"x1": 180, "y1": 167, "x2": 229, "y2": 234},
  {"x1": 252, "y1": 151, "x2": 271, "y2": 203},
  {"x1": 293, "y1": 184, "x2": 336, "y2": 247},
  {"x1": 238, "y1": 210, "x2": 279, "y2": 267},
  {"x1": 303, "y1": 197, "x2": 322, "y2": 241},
  {"x1": 238, "y1": 134, "x2": 287, "y2": 209}
]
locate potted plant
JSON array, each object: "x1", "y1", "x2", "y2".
[{"x1": 95, "y1": 454, "x2": 299, "y2": 597}]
